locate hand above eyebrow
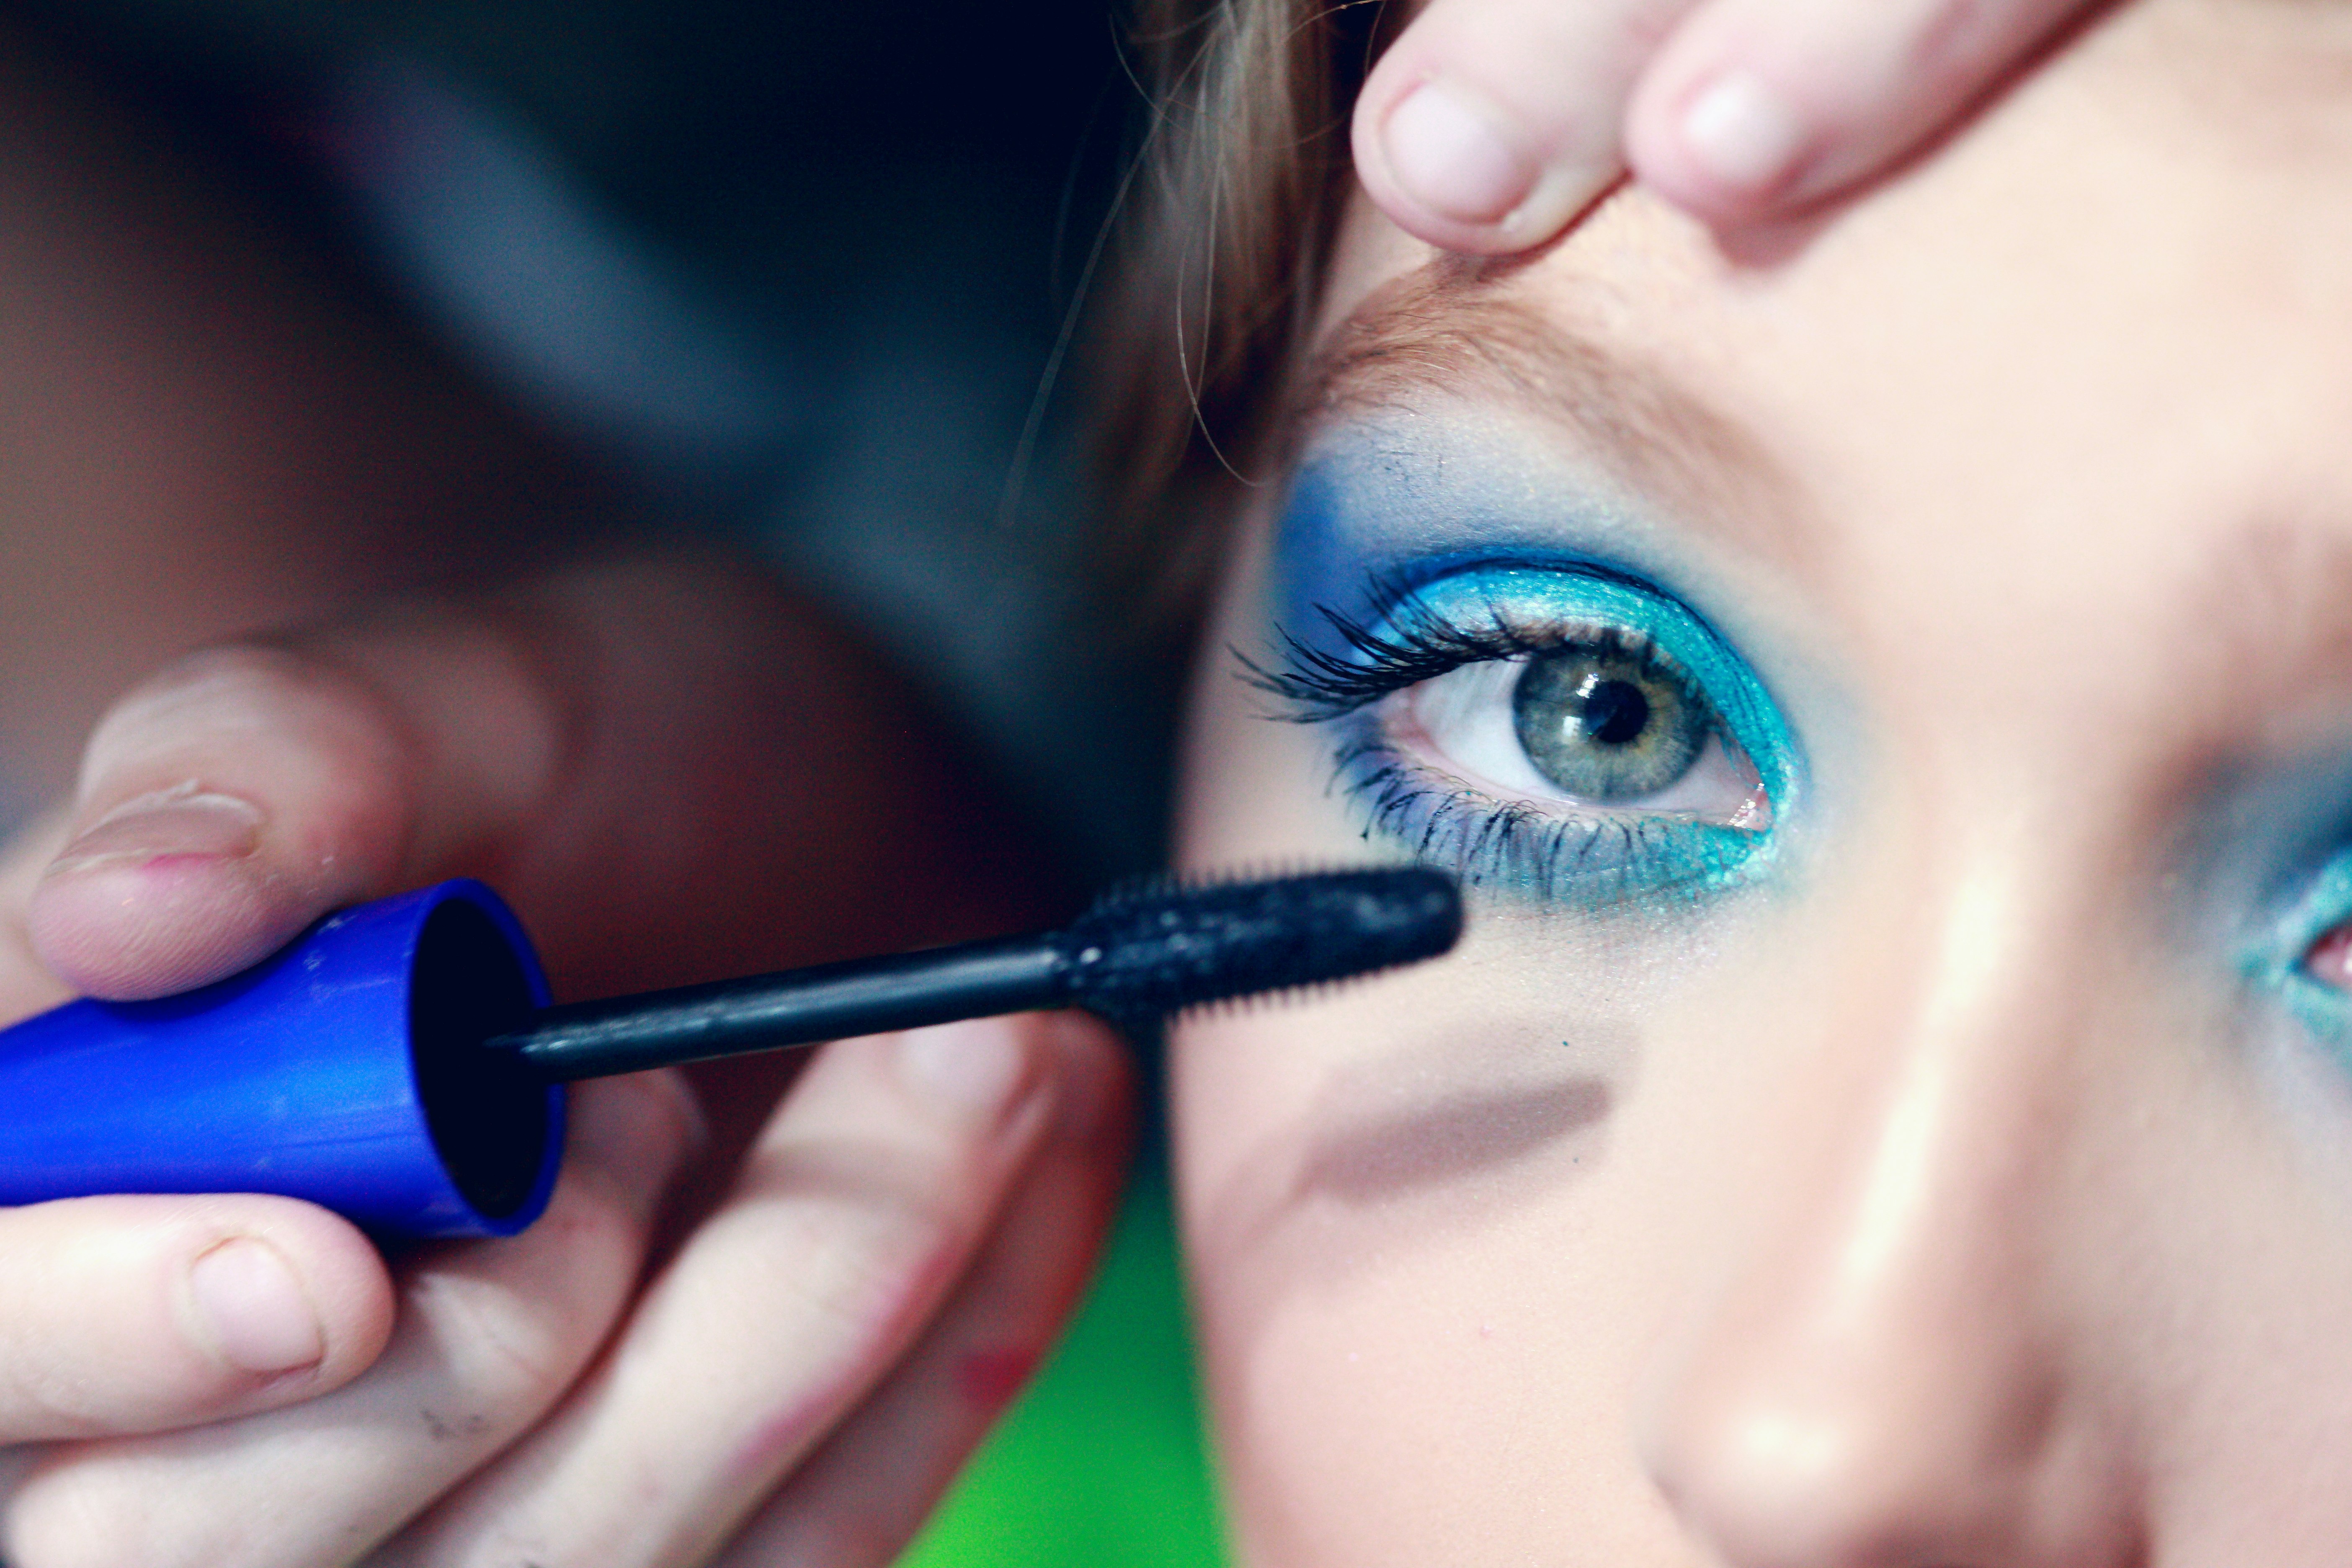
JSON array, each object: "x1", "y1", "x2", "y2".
[{"x1": 1351, "y1": 0, "x2": 2102, "y2": 251}]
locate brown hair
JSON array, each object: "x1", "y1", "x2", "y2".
[{"x1": 1093, "y1": 0, "x2": 1389, "y2": 622}]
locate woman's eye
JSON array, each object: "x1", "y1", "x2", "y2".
[
  {"x1": 2304, "y1": 923, "x2": 2352, "y2": 990},
  {"x1": 1256, "y1": 559, "x2": 1798, "y2": 901},
  {"x1": 1394, "y1": 632, "x2": 1769, "y2": 828}
]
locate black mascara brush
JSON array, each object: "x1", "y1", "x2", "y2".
[
  {"x1": 497, "y1": 866, "x2": 1463, "y2": 1079},
  {"x1": 0, "y1": 868, "x2": 1463, "y2": 1239}
]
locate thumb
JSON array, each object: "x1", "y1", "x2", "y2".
[{"x1": 26, "y1": 610, "x2": 558, "y2": 1001}]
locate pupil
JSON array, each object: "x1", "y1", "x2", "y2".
[{"x1": 1580, "y1": 678, "x2": 1651, "y2": 746}]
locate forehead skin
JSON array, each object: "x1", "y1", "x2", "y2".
[
  {"x1": 1308, "y1": 0, "x2": 2352, "y2": 757},
  {"x1": 1174, "y1": 3, "x2": 2352, "y2": 1565}
]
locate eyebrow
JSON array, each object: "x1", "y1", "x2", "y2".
[{"x1": 1293, "y1": 256, "x2": 1820, "y2": 576}]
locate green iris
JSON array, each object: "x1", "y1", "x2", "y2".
[{"x1": 1511, "y1": 637, "x2": 1710, "y2": 802}]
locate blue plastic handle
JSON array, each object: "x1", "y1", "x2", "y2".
[{"x1": 0, "y1": 880, "x2": 564, "y2": 1238}]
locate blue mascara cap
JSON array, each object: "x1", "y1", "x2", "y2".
[{"x1": 0, "y1": 879, "x2": 562, "y2": 1238}]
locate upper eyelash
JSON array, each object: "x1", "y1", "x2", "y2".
[{"x1": 1241, "y1": 597, "x2": 1661, "y2": 722}]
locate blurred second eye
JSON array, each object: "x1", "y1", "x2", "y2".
[{"x1": 2305, "y1": 923, "x2": 2352, "y2": 991}]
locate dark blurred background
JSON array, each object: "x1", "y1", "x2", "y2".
[
  {"x1": 2, "y1": 0, "x2": 1167, "y2": 879},
  {"x1": 0, "y1": 5, "x2": 1218, "y2": 1559}
]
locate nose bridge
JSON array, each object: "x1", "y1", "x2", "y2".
[
  {"x1": 1642, "y1": 815, "x2": 2138, "y2": 1567},
  {"x1": 1822, "y1": 844, "x2": 2064, "y2": 1345}
]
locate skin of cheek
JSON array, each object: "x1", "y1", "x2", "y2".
[
  {"x1": 1180, "y1": 591, "x2": 2352, "y2": 1568},
  {"x1": 1172, "y1": 511, "x2": 1790, "y2": 1563}
]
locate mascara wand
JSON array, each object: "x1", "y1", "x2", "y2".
[
  {"x1": 501, "y1": 867, "x2": 1463, "y2": 1079},
  {"x1": 0, "y1": 868, "x2": 1461, "y2": 1240}
]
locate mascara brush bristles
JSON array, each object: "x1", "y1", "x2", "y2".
[{"x1": 1061, "y1": 864, "x2": 1463, "y2": 1022}]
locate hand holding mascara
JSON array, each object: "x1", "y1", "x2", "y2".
[{"x1": 0, "y1": 867, "x2": 1462, "y2": 1238}]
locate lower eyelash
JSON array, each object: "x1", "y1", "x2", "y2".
[{"x1": 1329, "y1": 722, "x2": 1765, "y2": 905}]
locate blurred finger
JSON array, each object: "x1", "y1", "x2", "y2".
[
  {"x1": 712, "y1": 1015, "x2": 1132, "y2": 1568},
  {"x1": 24, "y1": 551, "x2": 1036, "y2": 1012},
  {"x1": 27, "y1": 608, "x2": 560, "y2": 1000},
  {"x1": 0, "y1": 1194, "x2": 389, "y2": 1444},
  {"x1": 379, "y1": 1014, "x2": 1084, "y2": 1568},
  {"x1": 1353, "y1": 0, "x2": 1698, "y2": 253},
  {"x1": 1625, "y1": 0, "x2": 2100, "y2": 224},
  {"x1": 1, "y1": 1074, "x2": 695, "y2": 1568},
  {"x1": 0, "y1": 809, "x2": 88, "y2": 1019}
]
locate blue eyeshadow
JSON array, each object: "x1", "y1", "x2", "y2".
[{"x1": 1258, "y1": 446, "x2": 1805, "y2": 911}]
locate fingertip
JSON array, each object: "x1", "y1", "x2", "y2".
[
  {"x1": 1354, "y1": 0, "x2": 1702, "y2": 255},
  {"x1": 1626, "y1": 0, "x2": 2093, "y2": 230},
  {"x1": 234, "y1": 1197, "x2": 401, "y2": 1390},
  {"x1": 28, "y1": 645, "x2": 417, "y2": 1001},
  {"x1": 1625, "y1": 41, "x2": 1823, "y2": 226},
  {"x1": 168, "y1": 1195, "x2": 397, "y2": 1399},
  {"x1": 28, "y1": 832, "x2": 310, "y2": 1000},
  {"x1": 1357, "y1": 73, "x2": 1534, "y2": 248},
  {"x1": 1355, "y1": 69, "x2": 1611, "y2": 255},
  {"x1": 893, "y1": 1016, "x2": 1051, "y2": 1135},
  {"x1": 1622, "y1": 0, "x2": 1844, "y2": 226}
]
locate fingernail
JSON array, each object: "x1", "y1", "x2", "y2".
[
  {"x1": 1678, "y1": 70, "x2": 1807, "y2": 196},
  {"x1": 897, "y1": 1018, "x2": 1037, "y2": 1126},
  {"x1": 188, "y1": 1238, "x2": 325, "y2": 1376},
  {"x1": 1382, "y1": 78, "x2": 1536, "y2": 227},
  {"x1": 49, "y1": 784, "x2": 263, "y2": 875}
]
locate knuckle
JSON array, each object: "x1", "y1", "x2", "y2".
[
  {"x1": 88, "y1": 643, "x2": 414, "y2": 792},
  {"x1": 0, "y1": 1353, "x2": 107, "y2": 1437},
  {"x1": 0, "y1": 1271, "x2": 221, "y2": 1439},
  {"x1": 406, "y1": 1268, "x2": 591, "y2": 1409}
]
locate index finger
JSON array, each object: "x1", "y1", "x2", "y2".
[
  {"x1": 23, "y1": 611, "x2": 552, "y2": 1002},
  {"x1": 1351, "y1": 0, "x2": 1697, "y2": 253},
  {"x1": 20, "y1": 549, "x2": 1030, "y2": 1012},
  {"x1": 1623, "y1": 0, "x2": 2100, "y2": 226}
]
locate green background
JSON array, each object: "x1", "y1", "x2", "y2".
[{"x1": 897, "y1": 1169, "x2": 1228, "y2": 1567}]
